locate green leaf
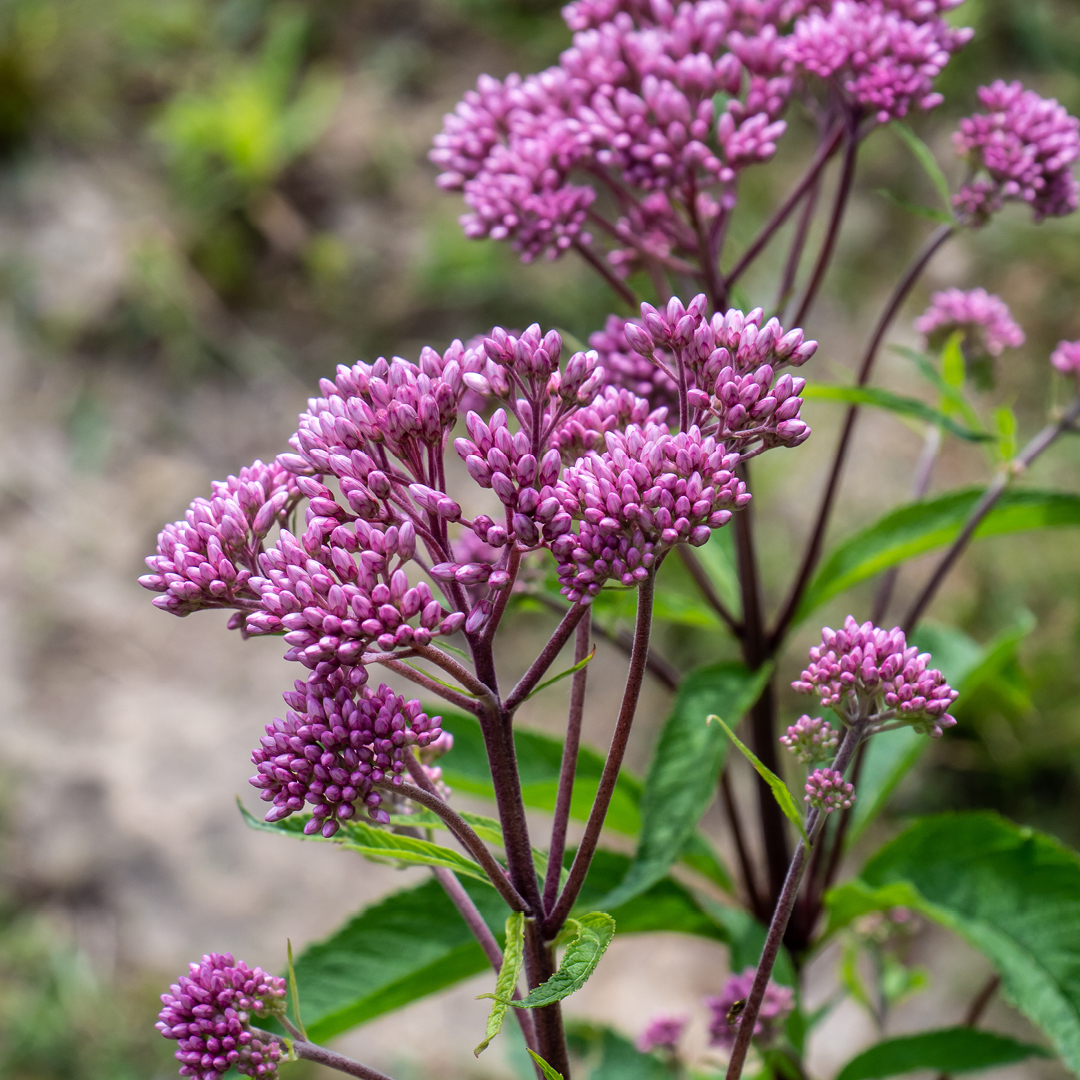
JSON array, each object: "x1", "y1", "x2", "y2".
[
  {"x1": 386, "y1": 807, "x2": 505, "y2": 848},
  {"x1": 834, "y1": 812, "x2": 1080, "y2": 1073},
  {"x1": 511, "y1": 913, "x2": 616, "y2": 1009},
  {"x1": 845, "y1": 727, "x2": 926, "y2": 845},
  {"x1": 875, "y1": 188, "x2": 955, "y2": 224},
  {"x1": 598, "y1": 662, "x2": 767, "y2": 908},
  {"x1": 801, "y1": 383, "x2": 990, "y2": 442},
  {"x1": 475, "y1": 912, "x2": 525, "y2": 1056},
  {"x1": 835, "y1": 1027, "x2": 1049, "y2": 1080},
  {"x1": 891, "y1": 122, "x2": 953, "y2": 212},
  {"x1": 286, "y1": 939, "x2": 308, "y2": 1042},
  {"x1": 942, "y1": 331, "x2": 966, "y2": 388},
  {"x1": 528, "y1": 1049, "x2": 565, "y2": 1080},
  {"x1": 995, "y1": 405, "x2": 1018, "y2": 460},
  {"x1": 892, "y1": 345, "x2": 983, "y2": 434},
  {"x1": 523, "y1": 645, "x2": 597, "y2": 702},
  {"x1": 571, "y1": 1024, "x2": 671, "y2": 1080},
  {"x1": 238, "y1": 801, "x2": 492, "y2": 885},
  {"x1": 796, "y1": 488, "x2": 1080, "y2": 626},
  {"x1": 708, "y1": 715, "x2": 808, "y2": 845}
]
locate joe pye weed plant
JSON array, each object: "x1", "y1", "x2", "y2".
[{"x1": 140, "y1": 1, "x2": 1080, "y2": 1078}]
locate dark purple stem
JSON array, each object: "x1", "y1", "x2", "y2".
[
  {"x1": 902, "y1": 394, "x2": 1080, "y2": 631},
  {"x1": 544, "y1": 611, "x2": 592, "y2": 914},
  {"x1": 505, "y1": 602, "x2": 590, "y2": 713},
  {"x1": 775, "y1": 172, "x2": 821, "y2": 318},
  {"x1": 677, "y1": 545, "x2": 743, "y2": 636},
  {"x1": 770, "y1": 222, "x2": 956, "y2": 649},
  {"x1": 724, "y1": 721, "x2": 866, "y2": 1080},
  {"x1": 546, "y1": 570, "x2": 656, "y2": 934},
  {"x1": 725, "y1": 121, "x2": 845, "y2": 290},
  {"x1": 287, "y1": 1038, "x2": 397, "y2": 1079}
]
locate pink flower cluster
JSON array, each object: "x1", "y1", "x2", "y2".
[
  {"x1": 636, "y1": 1013, "x2": 688, "y2": 1053},
  {"x1": 1051, "y1": 339, "x2": 1080, "y2": 377},
  {"x1": 805, "y1": 767, "x2": 856, "y2": 812},
  {"x1": 953, "y1": 81, "x2": 1080, "y2": 223},
  {"x1": 250, "y1": 678, "x2": 442, "y2": 835},
  {"x1": 706, "y1": 968, "x2": 794, "y2": 1049},
  {"x1": 156, "y1": 954, "x2": 286, "y2": 1079},
  {"x1": 793, "y1": 615, "x2": 958, "y2": 736},
  {"x1": 432, "y1": 0, "x2": 970, "y2": 265},
  {"x1": 780, "y1": 714, "x2": 838, "y2": 764},
  {"x1": 915, "y1": 288, "x2": 1025, "y2": 358}
]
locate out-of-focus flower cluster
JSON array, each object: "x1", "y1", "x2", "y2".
[
  {"x1": 141, "y1": 301, "x2": 817, "y2": 830},
  {"x1": 954, "y1": 80, "x2": 1080, "y2": 223},
  {"x1": 915, "y1": 287, "x2": 1025, "y2": 359},
  {"x1": 706, "y1": 968, "x2": 794, "y2": 1050},
  {"x1": 1051, "y1": 339, "x2": 1080, "y2": 377},
  {"x1": 780, "y1": 714, "x2": 838, "y2": 763},
  {"x1": 431, "y1": 0, "x2": 971, "y2": 265},
  {"x1": 804, "y1": 767, "x2": 855, "y2": 811},
  {"x1": 794, "y1": 615, "x2": 958, "y2": 736},
  {"x1": 636, "y1": 1014, "x2": 689, "y2": 1053},
  {"x1": 156, "y1": 954, "x2": 286, "y2": 1080}
]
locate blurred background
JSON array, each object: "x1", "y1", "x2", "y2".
[{"x1": 1, "y1": 0, "x2": 1080, "y2": 1076}]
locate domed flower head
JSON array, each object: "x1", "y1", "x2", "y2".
[
  {"x1": 805, "y1": 767, "x2": 856, "y2": 812},
  {"x1": 953, "y1": 81, "x2": 1080, "y2": 225},
  {"x1": 1051, "y1": 340, "x2": 1080, "y2": 377},
  {"x1": 156, "y1": 954, "x2": 286, "y2": 1079},
  {"x1": 793, "y1": 616, "x2": 958, "y2": 736},
  {"x1": 780, "y1": 715, "x2": 838, "y2": 764},
  {"x1": 706, "y1": 968, "x2": 794, "y2": 1050},
  {"x1": 250, "y1": 678, "x2": 443, "y2": 836},
  {"x1": 636, "y1": 1014, "x2": 688, "y2": 1053}
]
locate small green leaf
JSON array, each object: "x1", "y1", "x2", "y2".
[
  {"x1": 238, "y1": 801, "x2": 493, "y2": 885},
  {"x1": 891, "y1": 122, "x2": 953, "y2": 211},
  {"x1": 801, "y1": 383, "x2": 990, "y2": 442},
  {"x1": 875, "y1": 188, "x2": 954, "y2": 224},
  {"x1": 387, "y1": 807, "x2": 505, "y2": 847},
  {"x1": 708, "y1": 715, "x2": 809, "y2": 845},
  {"x1": 835, "y1": 1027, "x2": 1049, "y2": 1080},
  {"x1": 523, "y1": 645, "x2": 596, "y2": 702},
  {"x1": 475, "y1": 912, "x2": 526, "y2": 1056},
  {"x1": 942, "y1": 330, "x2": 966, "y2": 388},
  {"x1": 598, "y1": 662, "x2": 768, "y2": 909},
  {"x1": 995, "y1": 405, "x2": 1018, "y2": 460},
  {"x1": 527, "y1": 1049, "x2": 565, "y2": 1080},
  {"x1": 286, "y1": 939, "x2": 308, "y2": 1042},
  {"x1": 511, "y1": 913, "x2": 616, "y2": 1009}
]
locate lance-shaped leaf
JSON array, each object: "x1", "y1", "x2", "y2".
[
  {"x1": 836, "y1": 1027, "x2": 1049, "y2": 1080},
  {"x1": 598, "y1": 662, "x2": 767, "y2": 908},
  {"x1": 709, "y1": 716, "x2": 808, "y2": 845},
  {"x1": 523, "y1": 645, "x2": 597, "y2": 702},
  {"x1": 801, "y1": 383, "x2": 990, "y2": 442},
  {"x1": 892, "y1": 121, "x2": 953, "y2": 211},
  {"x1": 238, "y1": 802, "x2": 492, "y2": 885},
  {"x1": 827, "y1": 812, "x2": 1080, "y2": 1074},
  {"x1": 527, "y1": 1050, "x2": 565, "y2": 1079},
  {"x1": 795, "y1": 488, "x2": 1080, "y2": 626},
  {"x1": 475, "y1": 912, "x2": 525, "y2": 1056},
  {"x1": 875, "y1": 188, "x2": 955, "y2": 224},
  {"x1": 510, "y1": 913, "x2": 616, "y2": 1009}
]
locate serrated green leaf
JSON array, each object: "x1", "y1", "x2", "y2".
[
  {"x1": 708, "y1": 715, "x2": 809, "y2": 845},
  {"x1": 238, "y1": 801, "x2": 492, "y2": 884},
  {"x1": 475, "y1": 912, "x2": 525, "y2": 1056},
  {"x1": 833, "y1": 812, "x2": 1080, "y2": 1073},
  {"x1": 528, "y1": 1049, "x2": 565, "y2": 1079},
  {"x1": 835, "y1": 1027, "x2": 1049, "y2": 1080},
  {"x1": 795, "y1": 488, "x2": 1080, "y2": 626},
  {"x1": 511, "y1": 913, "x2": 615, "y2": 1009},
  {"x1": 801, "y1": 383, "x2": 990, "y2": 442},
  {"x1": 875, "y1": 188, "x2": 955, "y2": 224},
  {"x1": 598, "y1": 662, "x2": 767, "y2": 909},
  {"x1": 892, "y1": 122, "x2": 953, "y2": 211}
]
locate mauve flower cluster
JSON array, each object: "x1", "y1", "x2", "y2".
[
  {"x1": 250, "y1": 679, "x2": 443, "y2": 835},
  {"x1": 804, "y1": 767, "x2": 856, "y2": 812},
  {"x1": 156, "y1": 954, "x2": 286, "y2": 1079},
  {"x1": 432, "y1": 0, "x2": 970, "y2": 265},
  {"x1": 706, "y1": 968, "x2": 794, "y2": 1050},
  {"x1": 915, "y1": 287, "x2": 1025, "y2": 359},
  {"x1": 953, "y1": 81, "x2": 1080, "y2": 223},
  {"x1": 1051, "y1": 340, "x2": 1080, "y2": 377},
  {"x1": 793, "y1": 615, "x2": 958, "y2": 736},
  {"x1": 780, "y1": 714, "x2": 839, "y2": 764},
  {"x1": 588, "y1": 314, "x2": 680, "y2": 412},
  {"x1": 636, "y1": 1014, "x2": 689, "y2": 1053}
]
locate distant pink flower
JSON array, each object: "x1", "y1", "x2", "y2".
[
  {"x1": 805, "y1": 767, "x2": 856, "y2": 812},
  {"x1": 707, "y1": 969, "x2": 794, "y2": 1049},
  {"x1": 780, "y1": 715, "x2": 839, "y2": 764},
  {"x1": 1051, "y1": 340, "x2": 1080, "y2": 377},
  {"x1": 915, "y1": 288, "x2": 1025, "y2": 358},
  {"x1": 636, "y1": 1014, "x2": 688, "y2": 1053}
]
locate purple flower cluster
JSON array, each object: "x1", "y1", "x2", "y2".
[
  {"x1": 804, "y1": 767, "x2": 855, "y2": 812},
  {"x1": 915, "y1": 287, "x2": 1025, "y2": 360},
  {"x1": 1051, "y1": 340, "x2": 1080, "y2": 377},
  {"x1": 140, "y1": 461, "x2": 298, "y2": 618},
  {"x1": 251, "y1": 679, "x2": 442, "y2": 835},
  {"x1": 793, "y1": 615, "x2": 958, "y2": 736},
  {"x1": 706, "y1": 968, "x2": 794, "y2": 1050},
  {"x1": 432, "y1": 1, "x2": 970, "y2": 265},
  {"x1": 780, "y1": 714, "x2": 838, "y2": 764},
  {"x1": 636, "y1": 1014, "x2": 688, "y2": 1053},
  {"x1": 953, "y1": 81, "x2": 1080, "y2": 223},
  {"x1": 156, "y1": 954, "x2": 286, "y2": 1079},
  {"x1": 589, "y1": 315, "x2": 680, "y2": 411}
]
